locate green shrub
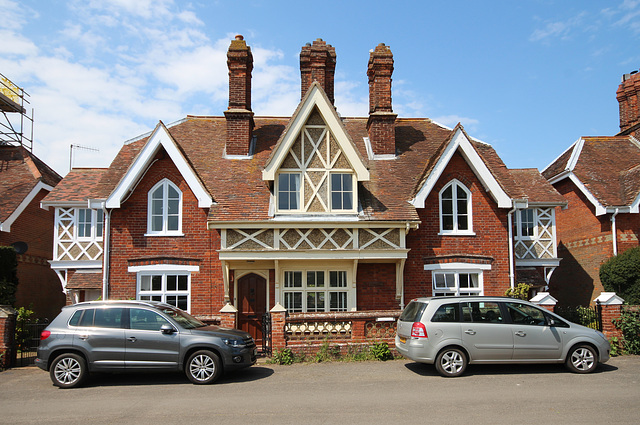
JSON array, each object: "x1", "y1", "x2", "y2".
[
  {"x1": 314, "y1": 339, "x2": 341, "y2": 362},
  {"x1": 600, "y1": 247, "x2": 640, "y2": 305},
  {"x1": 271, "y1": 348, "x2": 295, "y2": 365},
  {"x1": 370, "y1": 342, "x2": 394, "y2": 361},
  {"x1": 613, "y1": 309, "x2": 640, "y2": 355},
  {"x1": 505, "y1": 283, "x2": 532, "y2": 300}
]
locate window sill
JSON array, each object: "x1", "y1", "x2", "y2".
[
  {"x1": 144, "y1": 233, "x2": 185, "y2": 237},
  {"x1": 438, "y1": 231, "x2": 476, "y2": 237}
]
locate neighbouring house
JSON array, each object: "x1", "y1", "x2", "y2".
[
  {"x1": 41, "y1": 37, "x2": 564, "y2": 349},
  {"x1": 1, "y1": 74, "x2": 63, "y2": 319},
  {"x1": 543, "y1": 70, "x2": 640, "y2": 307}
]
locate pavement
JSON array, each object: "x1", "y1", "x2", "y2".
[{"x1": 1, "y1": 355, "x2": 639, "y2": 424}]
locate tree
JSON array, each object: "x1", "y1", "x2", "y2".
[
  {"x1": 0, "y1": 246, "x2": 19, "y2": 305},
  {"x1": 599, "y1": 247, "x2": 640, "y2": 305}
]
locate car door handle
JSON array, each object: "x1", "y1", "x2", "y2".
[
  {"x1": 78, "y1": 335, "x2": 89, "y2": 340},
  {"x1": 515, "y1": 331, "x2": 526, "y2": 337},
  {"x1": 464, "y1": 330, "x2": 476, "y2": 335},
  {"x1": 128, "y1": 337, "x2": 137, "y2": 342}
]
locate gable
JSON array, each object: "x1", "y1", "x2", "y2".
[
  {"x1": 262, "y1": 82, "x2": 369, "y2": 182},
  {"x1": 106, "y1": 122, "x2": 212, "y2": 209},
  {"x1": 410, "y1": 126, "x2": 512, "y2": 209}
]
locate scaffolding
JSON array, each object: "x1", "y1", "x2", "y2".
[{"x1": 0, "y1": 73, "x2": 33, "y2": 151}]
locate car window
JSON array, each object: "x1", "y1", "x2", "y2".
[
  {"x1": 431, "y1": 303, "x2": 459, "y2": 322},
  {"x1": 505, "y1": 302, "x2": 546, "y2": 326},
  {"x1": 94, "y1": 308, "x2": 124, "y2": 328},
  {"x1": 461, "y1": 302, "x2": 503, "y2": 323},
  {"x1": 399, "y1": 301, "x2": 428, "y2": 322},
  {"x1": 129, "y1": 308, "x2": 171, "y2": 331},
  {"x1": 78, "y1": 309, "x2": 95, "y2": 327}
]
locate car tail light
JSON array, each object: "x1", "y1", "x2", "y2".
[
  {"x1": 40, "y1": 330, "x2": 51, "y2": 340},
  {"x1": 411, "y1": 322, "x2": 427, "y2": 338}
]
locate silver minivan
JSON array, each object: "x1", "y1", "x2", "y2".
[{"x1": 395, "y1": 296, "x2": 611, "y2": 377}]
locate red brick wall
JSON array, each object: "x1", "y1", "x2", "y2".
[
  {"x1": 108, "y1": 150, "x2": 223, "y2": 316},
  {"x1": 550, "y1": 178, "x2": 640, "y2": 306},
  {"x1": 357, "y1": 263, "x2": 398, "y2": 310},
  {"x1": 0, "y1": 189, "x2": 65, "y2": 319},
  {"x1": 404, "y1": 151, "x2": 511, "y2": 301}
]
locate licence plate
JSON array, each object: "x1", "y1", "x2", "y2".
[{"x1": 399, "y1": 337, "x2": 406, "y2": 344}]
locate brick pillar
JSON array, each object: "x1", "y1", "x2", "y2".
[
  {"x1": 594, "y1": 292, "x2": 625, "y2": 340},
  {"x1": 270, "y1": 303, "x2": 287, "y2": 351},
  {"x1": 219, "y1": 303, "x2": 237, "y2": 329},
  {"x1": 300, "y1": 39, "x2": 336, "y2": 104},
  {"x1": 351, "y1": 318, "x2": 366, "y2": 340},
  {"x1": 529, "y1": 292, "x2": 557, "y2": 312},
  {"x1": 0, "y1": 306, "x2": 17, "y2": 369}
]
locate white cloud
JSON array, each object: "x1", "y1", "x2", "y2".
[
  {"x1": 529, "y1": 12, "x2": 587, "y2": 42},
  {"x1": 431, "y1": 115, "x2": 480, "y2": 132}
]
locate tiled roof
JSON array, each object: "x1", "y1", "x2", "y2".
[
  {"x1": 66, "y1": 271, "x2": 102, "y2": 290},
  {"x1": 43, "y1": 168, "x2": 108, "y2": 204},
  {"x1": 0, "y1": 146, "x2": 61, "y2": 221},
  {"x1": 543, "y1": 136, "x2": 640, "y2": 207},
  {"x1": 509, "y1": 168, "x2": 567, "y2": 205},
  {"x1": 47, "y1": 114, "x2": 562, "y2": 222}
]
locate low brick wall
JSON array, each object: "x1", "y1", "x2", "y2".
[{"x1": 0, "y1": 306, "x2": 17, "y2": 369}]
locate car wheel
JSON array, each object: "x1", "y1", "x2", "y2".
[
  {"x1": 566, "y1": 344, "x2": 598, "y2": 374},
  {"x1": 186, "y1": 350, "x2": 221, "y2": 384},
  {"x1": 435, "y1": 347, "x2": 467, "y2": 377},
  {"x1": 49, "y1": 353, "x2": 87, "y2": 388}
]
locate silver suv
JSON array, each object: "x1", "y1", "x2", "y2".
[
  {"x1": 395, "y1": 296, "x2": 610, "y2": 377},
  {"x1": 36, "y1": 300, "x2": 256, "y2": 388}
]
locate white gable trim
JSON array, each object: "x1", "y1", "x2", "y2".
[
  {"x1": 542, "y1": 137, "x2": 582, "y2": 175},
  {"x1": 262, "y1": 83, "x2": 369, "y2": 181},
  {"x1": 106, "y1": 123, "x2": 212, "y2": 209},
  {"x1": 1, "y1": 181, "x2": 54, "y2": 232},
  {"x1": 568, "y1": 172, "x2": 607, "y2": 216},
  {"x1": 410, "y1": 127, "x2": 511, "y2": 208}
]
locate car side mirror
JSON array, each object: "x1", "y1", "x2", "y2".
[
  {"x1": 161, "y1": 324, "x2": 176, "y2": 334},
  {"x1": 548, "y1": 318, "x2": 556, "y2": 327}
]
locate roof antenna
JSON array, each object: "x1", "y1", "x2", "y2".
[{"x1": 69, "y1": 144, "x2": 99, "y2": 172}]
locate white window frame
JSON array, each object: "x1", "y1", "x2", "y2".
[
  {"x1": 135, "y1": 272, "x2": 191, "y2": 312},
  {"x1": 276, "y1": 172, "x2": 302, "y2": 212},
  {"x1": 76, "y1": 208, "x2": 104, "y2": 241},
  {"x1": 281, "y1": 268, "x2": 351, "y2": 312},
  {"x1": 330, "y1": 172, "x2": 355, "y2": 212},
  {"x1": 146, "y1": 179, "x2": 183, "y2": 236},
  {"x1": 432, "y1": 271, "x2": 483, "y2": 296},
  {"x1": 439, "y1": 179, "x2": 474, "y2": 235},
  {"x1": 515, "y1": 208, "x2": 536, "y2": 240}
]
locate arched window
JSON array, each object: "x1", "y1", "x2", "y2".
[
  {"x1": 147, "y1": 179, "x2": 182, "y2": 235},
  {"x1": 439, "y1": 180, "x2": 473, "y2": 235}
]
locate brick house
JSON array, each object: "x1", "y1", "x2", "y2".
[
  {"x1": 41, "y1": 37, "x2": 564, "y2": 346},
  {"x1": 0, "y1": 145, "x2": 63, "y2": 318},
  {"x1": 543, "y1": 70, "x2": 640, "y2": 307}
]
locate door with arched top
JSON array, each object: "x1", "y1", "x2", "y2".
[{"x1": 237, "y1": 273, "x2": 266, "y2": 346}]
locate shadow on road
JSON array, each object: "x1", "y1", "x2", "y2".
[
  {"x1": 404, "y1": 361, "x2": 618, "y2": 377},
  {"x1": 81, "y1": 366, "x2": 274, "y2": 388}
]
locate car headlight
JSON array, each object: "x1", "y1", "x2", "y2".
[{"x1": 222, "y1": 338, "x2": 247, "y2": 348}]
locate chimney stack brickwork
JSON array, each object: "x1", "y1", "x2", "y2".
[
  {"x1": 225, "y1": 35, "x2": 254, "y2": 156},
  {"x1": 617, "y1": 71, "x2": 640, "y2": 138},
  {"x1": 367, "y1": 43, "x2": 397, "y2": 156},
  {"x1": 300, "y1": 39, "x2": 336, "y2": 104}
]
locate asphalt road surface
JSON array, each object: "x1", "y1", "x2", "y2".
[{"x1": 1, "y1": 356, "x2": 638, "y2": 424}]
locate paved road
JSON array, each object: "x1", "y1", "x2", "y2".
[{"x1": 1, "y1": 356, "x2": 639, "y2": 424}]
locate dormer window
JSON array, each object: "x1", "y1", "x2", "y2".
[
  {"x1": 147, "y1": 179, "x2": 182, "y2": 236},
  {"x1": 77, "y1": 209, "x2": 104, "y2": 240},
  {"x1": 439, "y1": 180, "x2": 473, "y2": 235}
]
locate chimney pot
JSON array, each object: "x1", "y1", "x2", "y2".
[{"x1": 300, "y1": 39, "x2": 336, "y2": 104}]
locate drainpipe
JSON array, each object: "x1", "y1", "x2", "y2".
[
  {"x1": 102, "y1": 208, "x2": 111, "y2": 300},
  {"x1": 508, "y1": 205, "x2": 517, "y2": 290},
  {"x1": 611, "y1": 208, "x2": 619, "y2": 256}
]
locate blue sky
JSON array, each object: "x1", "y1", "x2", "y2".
[{"x1": 1, "y1": 0, "x2": 639, "y2": 175}]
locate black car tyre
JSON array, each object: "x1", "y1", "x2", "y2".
[
  {"x1": 49, "y1": 353, "x2": 87, "y2": 388},
  {"x1": 435, "y1": 347, "x2": 467, "y2": 377},
  {"x1": 186, "y1": 350, "x2": 221, "y2": 384},
  {"x1": 566, "y1": 344, "x2": 598, "y2": 374}
]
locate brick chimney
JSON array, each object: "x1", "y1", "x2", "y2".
[
  {"x1": 300, "y1": 39, "x2": 336, "y2": 104},
  {"x1": 367, "y1": 43, "x2": 397, "y2": 156},
  {"x1": 618, "y1": 71, "x2": 640, "y2": 138},
  {"x1": 224, "y1": 35, "x2": 254, "y2": 156}
]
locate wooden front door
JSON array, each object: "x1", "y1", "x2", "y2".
[{"x1": 237, "y1": 273, "x2": 266, "y2": 346}]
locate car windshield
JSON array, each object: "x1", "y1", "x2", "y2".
[{"x1": 159, "y1": 306, "x2": 207, "y2": 329}]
